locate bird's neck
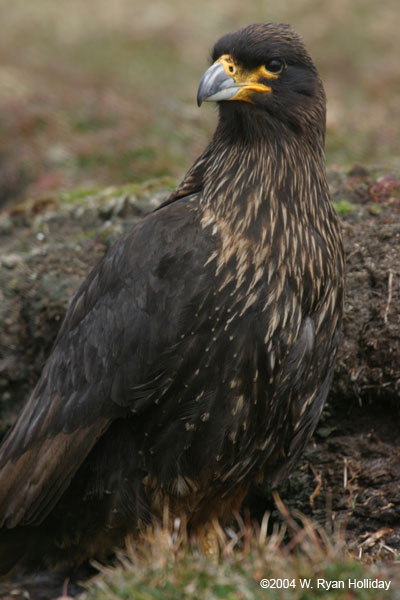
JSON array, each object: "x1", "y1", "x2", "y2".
[{"x1": 201, "y1": 106, "x2": 329, "y2": 234}]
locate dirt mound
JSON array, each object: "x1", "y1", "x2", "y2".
[{"x1": 0, "y1": 169, "x2": 399, "y2": 558}]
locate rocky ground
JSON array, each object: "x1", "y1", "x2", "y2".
[{"x1": 0, "y1": 168, "x2": 399, "y2": 569}]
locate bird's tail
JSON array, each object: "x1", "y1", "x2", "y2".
[{"x1": 0, "y1": 524, "x2": 43, "y2": 575}]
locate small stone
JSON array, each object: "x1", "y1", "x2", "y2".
[
  {"x1": 348, "y1": 164, "x2": 369, "y2": 177},
  {"x1": 1, "y1": 253, "x2": 22, "y2": 269},
  {"x1": 0, "y1": 217, "x2": 13, "y2": 235}
]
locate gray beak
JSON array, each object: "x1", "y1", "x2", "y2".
[{"x1": 197, "y1": 61, "x2": 240, "y2": 107}]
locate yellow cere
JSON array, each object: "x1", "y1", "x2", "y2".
[{"x1": 216, "y1": 54, "x2": 276, "y2": 103}]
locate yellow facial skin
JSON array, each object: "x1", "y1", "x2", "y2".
[{"x1": 216, "y1": 54, "x2": 279, "y2": 103}]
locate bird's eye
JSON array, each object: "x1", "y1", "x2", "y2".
[{"x1": 265, "y1": 59, "x2": 285, "y2": 74}]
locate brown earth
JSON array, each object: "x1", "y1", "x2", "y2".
[
  {"x1": 0, "y1": 167, "x2": 399, "y2": 574},
  {"x1": 249, "y1": 167, "x2": 400, "y2": 560}
]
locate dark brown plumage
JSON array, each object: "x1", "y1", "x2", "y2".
[{"x1": 0, "y1": 23, "x2": 344, "y2": 572}]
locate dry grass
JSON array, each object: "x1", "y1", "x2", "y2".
[
  {"x1": 0, "y1": 5, "x2": 398, "y2": 596},
  {"x1": 78, "y1": 503, "x2": 399, "y2": 600},
  {"x1": 0, "y1": 0, "x2": 399, "y2": 204}
]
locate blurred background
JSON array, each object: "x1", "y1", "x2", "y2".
[{"x1": 0, "y1": 0, "x2": 399, "y2": 206}]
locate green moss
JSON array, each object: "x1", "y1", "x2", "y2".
[
  {"x1": 366, "y1": 203, "x2": 382, "y2": 215},
  {"x1": 58, "y1": 188, "x2": 101, "y2": 204},
  {"x1": 333, "y1": 199, "x2": 357, "y2": 216},
  {"x1": 112, "y1": 178, "x2": 177, "y2": 196}
]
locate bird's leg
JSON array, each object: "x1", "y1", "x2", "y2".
[{"x1": 195, "y1": 518, "x2": 224, "y2": 556}]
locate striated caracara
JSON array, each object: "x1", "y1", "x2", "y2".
[{"x1": 0, "y1": 23, "x2": 344, "y2": 571}]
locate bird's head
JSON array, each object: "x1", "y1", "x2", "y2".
[{"x1": 197, "y1": 23, "x2": 326, "y2": 145}]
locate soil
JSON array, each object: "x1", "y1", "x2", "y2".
[
  {"x1": 0, "y1": 168, "x2": 399, "y2": 597},
  {"x1": 275, "y1": 167, "x2": 400, "y2": 561},
  {"x1": 249, "y1": 395, "x2": 400, "y2": 561}
]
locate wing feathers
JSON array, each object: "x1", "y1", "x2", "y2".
[{"x1": 0, "y1": 422, "x2": 109, "y2": 528}]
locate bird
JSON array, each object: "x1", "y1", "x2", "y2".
[{"x1": 0, "y1": 23, "x2": 344, "y2": 573}]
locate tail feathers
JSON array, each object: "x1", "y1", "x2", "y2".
[
  {"x1": 0, "y1": 527, "x2": 28, "y2": 575},
  {"x1": 0, "y1": 559, "x2": 93, "y2": 599},
  {"x1": 0, "y1": 523, "x2": 68, "y2": 575},
  {"x1": 0, "y1": 519, "x2": 97, "y2": 575}
]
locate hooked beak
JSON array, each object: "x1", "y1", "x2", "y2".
[
  {"x1": 197, "y1": 61, "x2": 239, "y2": 106},
  {"x1": 197, "y1": 54, "x2": 274, "y2": 107}
]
